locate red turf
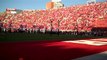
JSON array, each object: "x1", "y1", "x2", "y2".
[{"x1": 0, "y1": 40, "x2": 107, "y2": 60}]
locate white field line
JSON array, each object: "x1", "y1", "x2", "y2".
[{"x1": 63, "y1": 38, "x2": 107, "y2": 46}]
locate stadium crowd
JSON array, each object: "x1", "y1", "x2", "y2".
[{"x1": 0, "y1": 2, "x2": 107, "y2": 35}]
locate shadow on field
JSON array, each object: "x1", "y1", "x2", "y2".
[{"x1": 0, "y1": 41, "x2": 107, "y2": 60}]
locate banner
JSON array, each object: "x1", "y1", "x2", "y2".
[{"x1": 52, "y1": 0, "x2": 61, "y2": 2}]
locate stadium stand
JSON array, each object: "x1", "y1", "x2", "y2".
[{"x1": 0, "y1": 2, "x2": 107, "y2": 35}]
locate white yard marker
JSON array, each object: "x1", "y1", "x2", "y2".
[{"x1": 64, "y1": 39, "x2": 107, "y2": 46}]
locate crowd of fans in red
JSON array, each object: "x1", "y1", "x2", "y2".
[{"x1": 0, "y1": 2, "x2": 107, "y2": 34}]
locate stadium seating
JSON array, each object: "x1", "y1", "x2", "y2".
[{"x1": 0, "y1": 2, "x2": 107, "y2": 33}]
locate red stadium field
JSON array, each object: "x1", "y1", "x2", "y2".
[{"x1": 0, "y1": 38, "x2": 107, "y2": 60}]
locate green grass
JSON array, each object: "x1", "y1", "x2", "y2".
[{"x1": 0, "y1": 33, "x2": 107, "y2": 42}]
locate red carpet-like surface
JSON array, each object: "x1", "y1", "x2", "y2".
[{"x1": 0, "y1": 38, "x2": 107, "y2": 60}]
